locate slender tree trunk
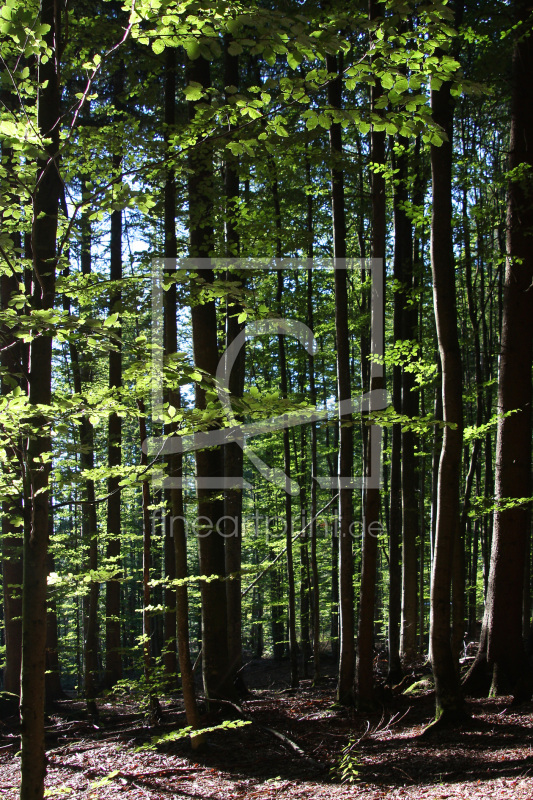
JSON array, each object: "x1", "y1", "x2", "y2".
[
  {"x1": 457, "y1": 187, "x2": 482, "y2": 657},
  {"x1": 428, "y1": 60, "x2": 465, "y2": 724},
  {"x1": 104, "y1": 68, "x2": 124, "y2": 689},
  {"x1": 162, "y1": 49, "x2": 178, "y2": 687},
  {"x1": 223, "y1": 37, "x2": 246, "y2": 688},
  {"x1": 272, "y1": 173, "x2": 299, "y2": 688},
  {"x1": 395, "y1": 140, "x2": 418, "y2": 663},
  {"x1": 139, "y1": 401, "x2": 161, "y2": 722},
  {"x1": 20, "y1": 2, "x2": 61, "y2": 795},
  {"x1": 430, "y1": 361, "x2": 443, "y2": 565},
  {"x1": 327, "y1": 52, "x2": 354, "y2": 705},
  {"x1": 307, "y1": 248, "x2": 321, "y2": 682},
  {"x1": 67, "y1": 190, "x2": 99, "y2": 716},
  {"x1": 357, "y1": 0, "x2": 386, "y2": 708},
  {"x1": 388, "y1": 350, "x2": 402, "y2": 681}
]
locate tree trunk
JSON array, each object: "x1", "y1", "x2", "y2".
[
  {"x1": 68, "y1": 189, "x2": 99, "y2": 716},
  {"x1": 357, "y1": 0, "x2": 386, "y2": 708},
  {"x1": 223, "y1": 37, "x2": 246, "y2": 690},
  {"x1": 464, "y1": 1, "x2": 533, "y2": 700},
  {"x1": 428, "y1": 69, "x2": 465, "y2": 723},
  {"x1": 327, "y1": 52, "x2": 355, "y2": 706},
  {"x1": 162, "y1": 48, "x2": 178, "y2": 688},
  {"x1": 139, "y1": 401, "x2": 161, "y2": 722},
  {"x1": 187, "y1": 53, "x2": 233, "y2": 702},
  {"x1": 307, "y1": 259, "x2": 321, "y2": 683},
  {"x1": 395, "y1": 140, "x2": 418, "y2": 663},
  {"x1": 20, "y1": 2, "x2": 60, "y2": 795},
  {"x1": 104, "y1": 68, "x2": 124, "y2": 689},
  {"x1": 272, "y1": 172, "x2": 299, "y2": 688}
]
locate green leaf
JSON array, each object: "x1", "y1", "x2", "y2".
[
  {"x1": 103, "y1": 313, "x2": 119, "y2": 327},
  {"x1": 184, "y1": 82, "x2": 204, "y2": 101}
]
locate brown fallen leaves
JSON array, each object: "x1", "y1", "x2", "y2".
[{"x1": 1, "y1": 664, "x2": 533, "y2": 799}]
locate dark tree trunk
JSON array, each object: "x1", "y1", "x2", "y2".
[
  {"x1": 272, "y1": 172, "x2": 299, "y2": 688},
  {"x1": 458, "y1": 187, "x2": 482, "y2": 656},
  {"x1": 68, "y1": 189, "x2": 99, "y2": 716},
  {"x1": 139, "y1": 402, "x2": 161, "y2": 722},
  {"x1": 464, "y1": 2, "x2": 533, "y2": 700},
  {"x1": 327, "y1": 52, "x2": 354, "y2": 706},
  {"x1": 187, "y1": 53, "x2": 233, "y2": 702},
  {"x1": 357, "y1": 0, "x2": 386, "y2": 708},
  {"x1": 271, "y1": 562, "x2": 284, "y2": 660},
  {"x1": 20, "y1": 2, "x2": 61, "y2": 795},
  {"x1": 162, "y1": 48, "x2": 178, "y2": 688},
  {"x1": 395, "y1": 140, "x2": 418, "y2": 663},
  {"x1": 307, "y1": 252, "x2": 321, "y2": 683},
  {"x1": 428, "y1": 69, "x2": 465, "y2": 723},
  {"x1": 223, "y1": 38, "x2": 246, "y2": 689},
  {"x1": 104, "y1": 68, "x2": 124, "y2": 689}
]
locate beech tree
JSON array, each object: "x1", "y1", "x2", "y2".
[
  {"x1": 19, "y1": 1, "x2": 61, "y2": 795},
  {"x1": 428, "y1": 11, "x2": 465, "y2": 722},
  {"x1": 464, "y1": 0, "x2": 533, "y2": 701}
]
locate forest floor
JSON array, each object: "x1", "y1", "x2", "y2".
[{"x1": 1, "y1": 657, "x2": 533, "y2": 799}]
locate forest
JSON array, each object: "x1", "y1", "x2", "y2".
[{"x1": 1, "y1": 0, "x2": 533, "y2": 798}]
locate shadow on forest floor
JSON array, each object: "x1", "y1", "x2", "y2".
[{"x1": 2, "y1": 657, "x2": 533, "y2": 799}]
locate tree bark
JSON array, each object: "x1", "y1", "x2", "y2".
[
  {"x1": 326, "y1": 52, "x2": 355, "y2": 706},
  {"x1": 223, "y1": 37, "x2": 246, "y2": 690},
  {"x1": 20, "y1": 2, "x2": 61, "y2": 795},
  {"x1": 464, "y1": 0, "x2": 533, "y2": 700},
  {"x1": 162, "y1": 48, "x2": 178, "y2": 688},
  {"x1": 187, "y1": 53, "x2": 234, "y2": 702},
  {"x1": 68, "y1": 188, "x2": 99, "y2": 716},
  {"x1": 395, "y1": 140, "x2": 418, "y2": 663},
  {"x1": 104, "y1": 67, "x2": 124, "y2": 689},
  {"x1": 357, "y1": 0, "x2": 386, "y2": 708},
  {"x1": 428, "y1": 70, "x2": 465, "y2": 723},
  {"x1": 272, "y1": 171, "x2": 299, "y2": 689}
]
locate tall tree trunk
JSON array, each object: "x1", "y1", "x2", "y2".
[
  {"x1": 272, "y1": 171, "x2": 299, "y2": 689},
  {"x1": 357, "y1": 0, "x2": 386, "y2": 709},
  {"x1": 162, "y1": 50, "x2": 203, "y2": 745},
  {"x1": 223, "y1": 36, "x2": 246, "y2": 689},
  {"x1": 388, "y1": 333, "x2": 402, "y2": 680},
  {"x1": 139, "y1": 401, "x2": 161, "y2": 722},
  {"x1": 187, "y1": 53, "x2": 233, "y2": 701},
  {"x1": 428, "y1": 55, "x2": 465, "y2": 724},
  {"x1": 458, "y1": 187, "x2": 482, "y2": 655},
  {"x1": 162, "y1": 49, "x2": 178, "y2": 687},
  {"x1": 464, "y1": 0, "x2": 533, "y2": 700},
  {"x1": 327, "y1": 52, "x2": 354, "y2": 706},
  {"x1": 20, "y1": 1, "x2": 61, "y2": 795},
  {"x1": 306, "y1": 228, "x2": 321, "y2": 681},
  {"x1": 68, "y1": 189, "x2": 99, "y2": 716},
  {"x1": 105, "y1": 168, "x2": 123, "y2": 688},
  {"x1": 104, "y1": 66, "x2": 124, "y2": 689},
  {"x1": 396, "y1": 140, "x2": 418, "y2": 663}
]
